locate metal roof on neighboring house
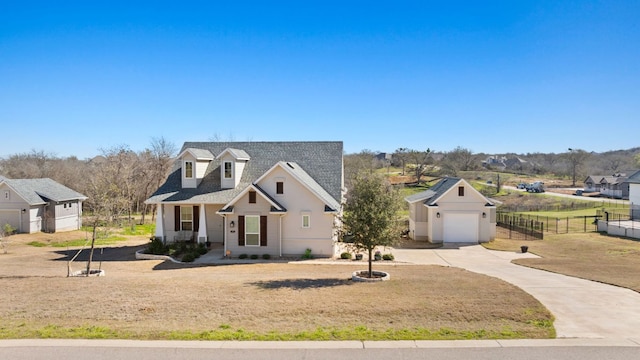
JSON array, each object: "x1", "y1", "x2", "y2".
[
  {"x1": 0, "y1": 177, "x2": 87, "y2": 205},
  {"x1": 146, "y1": 141, "x2": 343, "y2": 206}
]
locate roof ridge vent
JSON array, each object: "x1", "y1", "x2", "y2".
[{"x1": 286, "y1": 162, "x2": 295, "y2": 169}]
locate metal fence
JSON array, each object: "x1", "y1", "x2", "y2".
[
  {"x1": 500, "y1": 212, "x2": 604, "y2": 234},
  {"x1": 496, "y1": 213, "x2": 544, "y2": 240}
]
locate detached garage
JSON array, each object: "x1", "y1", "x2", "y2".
[
  {"x1": 0, "y1": 176, "x2": 87, "y2": 234},
  {"x1": 405, "y1": 177, "x2": 496, "y2": 244}
]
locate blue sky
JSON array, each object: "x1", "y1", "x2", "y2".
[{"x1": 1, "y1": 1, "x2": 638, "y2": 159}]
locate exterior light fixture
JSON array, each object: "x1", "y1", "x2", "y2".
[
  {"x1": 230, "y1": 220, "x2": 235, "y2": 228},
  {"x1": 482, "y1": 212, "x2": 486, "y2": 218},
  {"x1": 22, "y1": 208, "x2": 26, "y2": 213},
  {"x1": 436, "y1": 212, "x2": 440, "y2": 218}
]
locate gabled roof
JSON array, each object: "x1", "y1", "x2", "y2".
[
  {"x1": 601, "y1": 176, "x2": 628, "y2": 185},
  {"x1": 177, "y1": 148, "x2": 214, "y2": 161},
  {"x1": 215, "y1": 148, "x2": 251, "y2": 161},
  {"x1": 584, "y1": 175, "x2": 606, "y2": 183},
  {"x1": 146, "y1": 141, "x2": 343, "y2": 205},
  {"x1": 255, "y1": 161, "x2": 341, "y2": 212},
  {"x1": 219, "y1": 183, "x2": 287, "y2": 213},
  {"x1": 626, "y1": 170, "x2": 640, "y2": 184},
  {"x1": 0, "y1": 178, "x2": 87, "y2": 205},
  {"x1": 404, "y1": 177, "x2": 494, "y2": 207}
]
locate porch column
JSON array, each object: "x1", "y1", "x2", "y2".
[
  {"x1": 197, "y1": 204, "x2": 207, "y2": 244},
  {"x1": 155, "y1": 204, "x2": 164, "y2": 240}
]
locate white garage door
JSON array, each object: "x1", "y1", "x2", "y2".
[{"x1": 443, "y1": 213, "x2": 479, "y2": 243}]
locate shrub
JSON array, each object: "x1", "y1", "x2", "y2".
[
  {"x1": 340, "y1": 252, "x2": 352, "y2": 259},
  {"x1": 197, "y1": 243, "x2": 208, "y2": 255},
  {"x1": 146, "y1": 237, "x2": 166, "y2": 255},
  {"x1": 262, "y1": 254, "x2": 271, "y2": 259},
  {"x1": 302, "y1": 248, "x2": 313, "y2": 259},
  {"x1": 382, "y1": 253, "x2": 394, "y2": 261},
  {"x1": 181, "y1": 252, "x2": 196, "y2": 262},
  {"x1": 250, "y1": 254, "x2": 259, "y2": 259},
  {"x1": 238, "y1": 254, "x2": 248, "y2": 259}
]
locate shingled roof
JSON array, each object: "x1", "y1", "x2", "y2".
[
  {"x1": 0, "y1": 177, "x2": 87, "y2": 205},
  {"x1": 146, "y1": 141, "x2": 343, "y2": 205},
  {"x1": 405, "y1": 177, "x2": 462, "y2": 205}
]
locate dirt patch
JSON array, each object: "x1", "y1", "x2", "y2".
[{"x1": 0, "y1": 232, "x2": 553, "y2": 339}]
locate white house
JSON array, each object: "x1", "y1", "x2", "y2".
[
  {"x1": 145, "y1": 141, "x2": 344, "y2": 258},
  {"x1": 0, "y1": 176, "x2": 87, "y2": 233},
  {"x1": 628, "y1": 170, "x2": 640, "y2": 219},
  {"x1": 405, "y1": 177, "x2": 496, "y2": 243}
]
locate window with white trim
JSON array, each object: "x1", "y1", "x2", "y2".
[
  {"x1": 184, "y1": 161, "x2": 193, "y2": 178},
  {"x1": 180, "y1": 206, "x2": 193, "y2": 231},
  {"x1": 302, "y1": 213, "x2": 310, "y2": 228},
  {"x1": 224, "y1": 161, "x2": 233, "y2": 179},
  {"x1": 245, "y1": 215, "x2": 260, "y2": 246}
]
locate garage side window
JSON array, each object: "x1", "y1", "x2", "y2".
[{"x1": 458, "y1": 186, "x2": 464, "y2": 196}]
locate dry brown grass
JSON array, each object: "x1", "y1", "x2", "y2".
[
  {"x1": 484, "y1": 233, "x2": 640, "y2": 292},
  {"x1": 0, "y1": 232, "x2": 554, "y2": 340}
]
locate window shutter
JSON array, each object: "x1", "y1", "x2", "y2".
[
  {"x1": 174, "y1": 206, "x2": 180, "y2": 230},
  {"x1": 238, "y1": 216, "x2": 245, "y2": 246},
  {"x1": 260, "y1": 215, "x2": 267, "y2": 246},
  {"x1": 193, "y1": 206, "x2": 200, "y2": 232}
]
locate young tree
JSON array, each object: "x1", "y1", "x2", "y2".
[{"x1": 342, "y1": 172, "x2": 403, "y2": 278}]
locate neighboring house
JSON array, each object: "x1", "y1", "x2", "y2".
[
  {"x1": 0, "y1": 176, "x2": 87, "y2": 233},
  {"x1": 405, "y1": 177, "x2": 496, "y2": 243},
  {"x1": 584, "y1": 173, "x2": 632, "y2": 198},
  {"x1": 145, "y1": 141, "x2": 344, "y2": 258},
  {"x1": 584, "y1": 175, "x2": 605, "y2": 193},
  {"x1": 599, "y1": 174, "x2": 629, "y2": 199},
  {"x1": 627, "y1": 170, "x2": 640, "y2": 219}
]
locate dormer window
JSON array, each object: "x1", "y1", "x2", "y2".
[
  {"x1": 184, "y1": 161, "x2": 193, "y2": 178},
  {"x1": 458, "y1": 186, "x2": 464, "y2": 196},
  {"x1": 224, "y1": 161, "x2": 233, "y2": 179},
  {"x1": 276, "y1": 181, "x2": 284, "y2": 194},
  {"x1": 249, "y1": 191, "x2": 256, "y2": 204}
]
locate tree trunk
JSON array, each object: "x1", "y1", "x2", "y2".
[
  {"x1": 86, "y1": 225, "x2": 96, "y2": 277},
  {"x1": 368, "y1": 247, "x2": 373, "y2": 278}
]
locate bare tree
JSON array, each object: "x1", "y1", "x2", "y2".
[
  {"x1": 440, "y1": 146, "x2": 477, "y2": 176},
  {"x1": 138, "y1": 137, "x2": 177, "y2": 223},
  {"x1": 394, "y1": 148, "x2": 409, "y2": 175},
  {"x1": 405, "y1": 149, "x2": 432, "y2": 184},
  {"x1": 566, "y1": 148, "x2": 590, "y2": 187}
]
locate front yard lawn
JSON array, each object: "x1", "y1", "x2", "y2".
[
  {"x1": 484, "y1": 232, "x2": 640, "y2": 292},
  {"x1": 0, "y1": 232, "x2": 554, "y2": 340}
]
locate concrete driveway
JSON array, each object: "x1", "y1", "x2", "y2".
[{"x1": 392, "y1": 245, "x2": 640, "y2": 339}]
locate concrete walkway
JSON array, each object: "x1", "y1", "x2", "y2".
[{"x1": 392, "y1": 245, "x2": 640, "y2": 339}]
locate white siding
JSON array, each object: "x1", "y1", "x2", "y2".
[{"x1": 256, "y1": 166, "x2": 336, "y2": 257}]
